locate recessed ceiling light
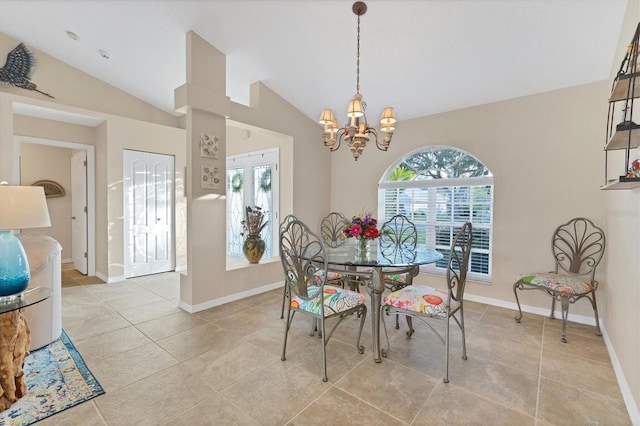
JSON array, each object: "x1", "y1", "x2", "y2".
[
  {"x1": 98, "y1": 49, "x2": 110, "y2": 60},
  {"x1": 66, "y1": 30, "x2": 80, "y2": 41}
]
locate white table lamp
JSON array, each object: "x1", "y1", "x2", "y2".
[{"x1": 0, "y1": 183, "x2": 51, "y2": 303}]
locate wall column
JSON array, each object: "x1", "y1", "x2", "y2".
[{"x1": 174, "y1": 31, "x2": 230, "y2": 306}]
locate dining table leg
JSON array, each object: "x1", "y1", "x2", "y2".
[{"x1": 368, "y1": 266, "x2": 385, "y2": 363}]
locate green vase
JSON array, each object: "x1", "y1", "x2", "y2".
[{"x1": 243, "y1": 234, "x2": 266, "y2": 264}]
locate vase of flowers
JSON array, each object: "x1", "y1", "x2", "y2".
[
  {"x1": 241, "y1": 206, "x2": 268, "y2": 264},
  {"x1": 343, "y1": 212, "x2": 381, "y2": 257}
]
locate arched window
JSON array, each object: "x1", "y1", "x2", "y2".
[{"x1": 378, "y1": 146, "x2": 494, "y2": 282}]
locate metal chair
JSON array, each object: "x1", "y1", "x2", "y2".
[
  {"x1": 280, "y1": 219, "x2": 367, "y2": 382},
  {"x1": 279, "y1": 214, "x2": 299, "y2": 319},
  {"x1": 381, "y1": 222, "x2": 472, "y2": 383},
  {"x1": 317, "y1": 212, "x2": 350, "y2": 289},
  {"x1": 379, "y1": 214, "x2": 420, "y2": 293},
  {"x1": 513, "y1": 217, "x2": 606, "y2": 343}
]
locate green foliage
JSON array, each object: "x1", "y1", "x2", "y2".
[
  {"x1": 398, "y1": 148, "x2": 491, "y2": 180},
  {"x1": 388, "y1": 165, "x2": 416, "y2": 182}
]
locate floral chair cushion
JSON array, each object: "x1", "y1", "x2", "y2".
[
  {"x1": 291, "y1": 286, "x2": 365, "y2": 316},
  {"x1": 383, "y1": 285, "x2": 456, "y2": 318},
  {"x1": 518, "y1": 273, "x2": 593, "y2": 295},
  {"x1": 314, "y1": 269, "x2": 344, "y2": 282}
]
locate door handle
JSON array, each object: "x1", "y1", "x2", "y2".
[{"x1": 71, "y1": 216, "x2": 76, "y2": 220}]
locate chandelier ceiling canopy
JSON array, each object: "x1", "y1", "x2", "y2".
[{"x1": 319, "y1": 1, "x2": 397, "y2": 161}]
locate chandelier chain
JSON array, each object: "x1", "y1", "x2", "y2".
[{"x1": 356, "y1": 13, "x2": 360, "y2": 94}]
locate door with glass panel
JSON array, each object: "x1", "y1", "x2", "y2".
[{"x1": 226, "y1": 148, "x2": 279, "y2": 263}]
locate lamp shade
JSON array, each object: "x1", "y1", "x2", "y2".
[
  {"x1": 380, "y1": 107, "x2": 397, "y2": 125},
  {"x1": 0, "y1": 184, "x2": 51, "y2": 300},
  {"x1": 0, "y1": 185, "x2": 51, "y2": 230}
]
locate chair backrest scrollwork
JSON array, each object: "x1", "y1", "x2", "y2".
[
  {"x1": 279, "y1": 219, "x2": 327, "y2": 303},
  {"x1": 320, "y1": 212, "x2": 348, "y2": 248},
  {"x1": 552, "y1": 217, "x2": 605, "y2": 284}
]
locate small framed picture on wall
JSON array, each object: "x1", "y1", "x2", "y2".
[
  {"x1": 201, "y1": 166, "x2": 220, "y2": 190},
  {"x1": 200, "y1": 133, "x2": 219, "y2": 159}
]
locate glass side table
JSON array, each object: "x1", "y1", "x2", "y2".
[{"x1": 0, "y1": 287, "x2": 53, "y2": 411}]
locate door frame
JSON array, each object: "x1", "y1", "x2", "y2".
[{"x1": 13, "y1": 135, "x2": 96, "y2": 276}]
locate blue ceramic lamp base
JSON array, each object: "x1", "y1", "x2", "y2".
[{"x1": 0, "y1": 230, "x2": 30, "y2": 304}]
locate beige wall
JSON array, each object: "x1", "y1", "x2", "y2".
[
  {"x1": 104, "y1": 117, "x2": 187, "y2": 279},
  {"x1": 19, "y1": 143, "x2": 72, "y2": 259},
  {"x1": 331, "y1": 81, "x2": 608, "y2": 317}
]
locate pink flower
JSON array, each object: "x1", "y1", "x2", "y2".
[{"x1": 349, "y1": 224, "x2": 363, "y2": 237}]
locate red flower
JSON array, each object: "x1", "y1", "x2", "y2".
[
  {"x1": 633, "y1": 159, "x2": 640, "y2": 170},
  {"x1": 364, "y1": 227, "x2": 380, "y2": 239}
]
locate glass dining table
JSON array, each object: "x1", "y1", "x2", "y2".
[{"x1": 324, "y1": 239, "x2": 443, "y2": 362}]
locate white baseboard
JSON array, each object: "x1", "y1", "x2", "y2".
[
  {"x1": 600, "y1": 322, "x2": 640, "y2": 425},
  {"x1": 465, "y1": 292, "x2": 638, "y2": 424},
  {"x1": 464, "y1": 292, "x2": 598, "y2": 326},
  {"x1": 62, "y1": 258, "x2": 73, "y2": 264},
  {"x1": 95, "y1": 271, "x2": 125, "y2": 284},
  {"x1": 179, "y1": 280, "x2": 284, "y2": 313}
]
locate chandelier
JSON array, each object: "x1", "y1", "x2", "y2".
[{"x1": 319, "y1": 1, "x2": 397, "y2": 161}]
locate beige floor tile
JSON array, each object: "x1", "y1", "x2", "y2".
[
  {"x1": 283, "y1": 336, "x2": 369, "y2": 383},
  {"x1": 544, "y1": 316, "x2": 602, "y2": 340},
  {"x1": 85, "y1": 283, "x2": 165, "y2": 311},
  {"x1": 39, "y1": 400, "x2": 106, "y2": 425},
  {"x1": 182, "y1": 331, "x2": 278, "y2": 391},
  {"x1": 335, "y1": 358, "x2": 438, "y2": 424},
  {"x1": 380, "y1": 319, "x2": 466, "y2": 381},
  {"x1": 194, "y1": 299, "x2": 253, "y2": 322},
  {"x1": 63, "y1": 304, "x2": 130, "y2": 342},
  {"x1": 97, "y1": 364, "x2": 213, "y2": 426},
  {"x1": 542, "y1": 327, "x2": 610, "y2": 364},
  {"x1": 155, "y1": 322, "x2": 225, "y2": 361},
  {"x1": 212, "y1": 306, "x2": 281, "y2": 338},
  {"x1": 445, "y1": 355, "x2": 538, "y2": 417},
  {"x1": 74, "y1": 325, "x2": 152, "y2": 364},
  {"x1": 135, "y1": 310, "x2": 209, "y2": 340},
  {"x1": 466, "y1": 331, "x2": 541, "y2": 375},
  {"x1": 413, "y1": 382, "x2": 535, "y2": 425},
  {"x1": 541, "y1": 347, "x2": 623, "y2": 400},
  {"x1": 164, "y1": 393, "x2": 260, "y2": 425},
  {"x1": 117, "y1": 299, "x2": 182, "y2": 324},
  {"x1": 243, "y1": 314, "x2": 322, "y2": 357},
  {"x1": 89, "y1": 342, "x2": 178, "y2": 392},
  {"x1": 220, "y1": 360, "x2": 330, "y2": 426},
  {"x1": 290, "y1": 386, "x2": 405, "y2": 425},
  {"x1": 474, "y1": 307, "x2": 544, "y2": 347},
  {"x1": 537, "y1": 377, "x2": 631, "y2": 425}
]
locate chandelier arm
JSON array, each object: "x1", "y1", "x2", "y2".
[{"x1": 330, "y1": 128, "x2": 346, "y2": 152}]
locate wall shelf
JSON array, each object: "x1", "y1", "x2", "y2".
[
  {"x1": 605, "y1": 122, "x2": 640, "y2": 150},
  {"x1": 603, "y1": 22, "x2": 640, "y2": 190},
  {"x1": 601, "y1": 176, "x2": 640, "y2": 190},
  {"x1": 609, "y1": 72, "x2": 640, "y2": 102}
]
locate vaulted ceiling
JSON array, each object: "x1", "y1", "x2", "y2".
[{"x1": 0, "y1": 0, "x2": 629, "y2": 123}]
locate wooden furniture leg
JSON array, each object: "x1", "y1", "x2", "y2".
[{"x1": 0, "y1": 309, "x2": 30, "y2": 411}]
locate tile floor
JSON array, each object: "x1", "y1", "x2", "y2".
[{"x1": 41, "y1": 267, "x2": 631, "y2": 425}]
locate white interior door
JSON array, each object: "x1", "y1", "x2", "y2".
[
  {"x1": 124, "y1": 150, "x2": 174, "y2": 278},
  {"x1": 71, "y1": 150, "x2": 88, "y2": 274}
]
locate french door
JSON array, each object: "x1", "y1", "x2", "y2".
[{"x1": 226, "y1": 148, "x2": 279, "y2": 260}]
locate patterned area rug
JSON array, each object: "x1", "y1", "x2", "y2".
[{"x1": 0, "y1": 330, "x2": 104, "y2": 426}]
